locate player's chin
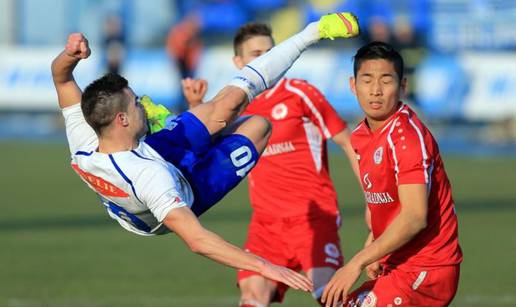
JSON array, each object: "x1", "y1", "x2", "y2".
[
  {"x1": 366, "y1": 110, "x2": 386, "y2": 121},
  {"x1": 366, "y1": 108, "x2": 393, "y2": 121}
]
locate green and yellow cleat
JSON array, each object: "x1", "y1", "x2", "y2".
[
  {"x1": 318, "y1": 12, "x2": 360, "y2": 40},
  {"x1": 140, "y1": 95, "x2": 174, "y2": 134}
]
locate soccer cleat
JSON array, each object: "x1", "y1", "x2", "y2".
[
  {"x1": 140, "y1": 95, "x2": 174, "y2": 134},
  {"x1": 318, "y1": 12, "x2": 360, "y2": 40}
]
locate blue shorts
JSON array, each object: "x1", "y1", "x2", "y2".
[{"x1": 144, "y1": 111, "x2": 259, "y2": 216}]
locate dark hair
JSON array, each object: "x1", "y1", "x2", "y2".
[
  {"x1": 81, "y1": 73, "x2": 129, "y2": 135},
  {"x1": 353, "y1": 41, "x2": 404, "y2": 80},
  {"x1": 233, "y1": 22, "x2": 273, "y2": 56}
]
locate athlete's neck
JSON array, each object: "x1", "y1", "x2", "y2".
[
  {"x1": 366, "y1": 102, "x2": 403, "y2": 132},
  {"x1": 97, "y1": 137, "x2": 139, "y2": 154},
  {"x1": 366, "y1": 118, "x2": 387, "y2": 132}
]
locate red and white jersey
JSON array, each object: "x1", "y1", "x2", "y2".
[
  {"x1": 243, "y1": 78, "x2": 347, "y2": 218},
  {"x1": 351, "y1": 103, "x2": 462, "y2": 270},
  {"x1": 62, "y1": 104, "x2": 194, "y2": 236}
]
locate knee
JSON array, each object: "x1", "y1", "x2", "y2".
[
  {"x1": 240, "y1": 285, "x2": 271, "y2": 306},
  {"x1": 246, "y1": 116, "x2": 272, "y2": 153},
  {"x1": 235, "y1": 115, "x2": 271, "y2": 153},
  {"x1": 250, "y1": 115, "x2": 272, "y2": 138},
  {"x1": 239, "y1": 277, "x2": 274, "y2": 307}
]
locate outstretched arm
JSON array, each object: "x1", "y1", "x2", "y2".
[
  {"x1": 51, "y1": 33, "x2": 91, "y2": 109},
  {"x1": 362, "y1": 207, "x2": 383, "y2": 279},
  {"x1": 163, "y1": 206, "x2": 313, "y2": 292},
  {"x1": 322, "y1": 184, "x2": 428, "y2": 306}
]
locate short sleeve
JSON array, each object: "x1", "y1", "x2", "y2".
[
  {"x1": 61, "y1": 104, "x2": 98, "y2": 154},
  {"x1": 285, "y1": 79, "x2": 347, "y2": 139},
  {"x1": 389, "y1": 119, "x2": 433, "y2": 185},
  {"x1": 135, "y1": 164, "x2": 188, "y2": 222}
]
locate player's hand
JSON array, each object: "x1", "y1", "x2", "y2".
[
  {"x1": 365, "y1": 261, "x2": 382, "y2": 280},
  {"x1": 321, "y1": 261, "x2": 362, "y2": 307},
  {"x1": 259, "y1": 260, "x2": 313, "y2": 292},
  {"x1": 181, "y1": 78, "x2": 207, "y2": 109},
  {"x1": 65, "y1": 33, "x2": 91, "y2": 60}
]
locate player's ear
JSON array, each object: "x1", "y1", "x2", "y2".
[
  {"x1": 349, "y1": 76, "x2": 357, "y2": 96},
  {"x1": 116, "y1": 112, "x2": 129, "y2": 127},
  {"x1": 233, "y1": 55, "x2": 245, "y2": 69}
]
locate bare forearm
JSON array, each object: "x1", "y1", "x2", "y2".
[
  {"x1": 51, "y1": 51, "x2": 80, "y2": 85},
  {"x1": 190, "y1": 228, "x2": 266, "y2": 273},
  {"x1": 364, "y1": 231, "x2": 374, "y2": 248},
  {"x1": 182, "y1": 222, "x2": 313, "y2": 292},
  {"x1": 165, "y1": 207, "x2": 266, "y2": 273},
  {"x1": 351, "y1": 212, "x2": 425, "y2": 269},
  {"x1": 52, "y1": 33, "x2": 90, "y2": 108},
  {"x1": 51, "y1": 51, "x2": 83, "y2": 108}
]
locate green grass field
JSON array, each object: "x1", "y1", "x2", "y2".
[{"x1": 1, "y1": 142, "x2": 515, "y2": 307}]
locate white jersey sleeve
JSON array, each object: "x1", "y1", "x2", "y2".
[
  {"x1": 61, "y1": 103, "x2": 98, "y2": 154},
  {"x1": 134, "y1": 161, "x2": 189, "y2": 223}
]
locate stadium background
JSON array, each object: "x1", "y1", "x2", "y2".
[{"x1": 0, "y1": 0, "x2": 515, "y2": 306}]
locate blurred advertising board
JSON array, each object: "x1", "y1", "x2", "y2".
[
  {"x1": 1, "y1": 47, "x2": 515, "y2": 121},
  {"x1": 416, "y1": 52, "x2": 516, "y2": 120},
  {"x1": 0, "y1": 48, "x2": 179, "y2": 110}
]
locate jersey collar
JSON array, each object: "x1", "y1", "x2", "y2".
[{"x1": 358, "y1": 102, "x2": 406, "y2": 135}]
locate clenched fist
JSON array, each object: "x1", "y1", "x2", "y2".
[{"x1": 65, "y1": 32, "x2": 91, "y2": 60}]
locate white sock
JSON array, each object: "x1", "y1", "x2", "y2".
[{"x1": 229, "y1": 22, "x2": 320, "y2": 102}]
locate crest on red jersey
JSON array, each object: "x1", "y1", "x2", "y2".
[
  {"x1": 71, "y1": 164, "x2": 129, "y2": 197},
  {"x1": 374, "y1": 146, "x2": 383, "y2": 164},
  {"x1": 271, "y1": 103, "x2": 288, "y2": 120}
]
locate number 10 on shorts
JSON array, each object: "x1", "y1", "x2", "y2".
[{"x1": 230, "y1": 146, "x2": 255, "y2": 178}]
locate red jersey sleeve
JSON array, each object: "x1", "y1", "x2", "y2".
[
  {"x1": 285, "y1": 79, "x2": 347, "y2": 140},
  {"x1": 388, "y1": 117, "x2": 433, "y2": 185}
]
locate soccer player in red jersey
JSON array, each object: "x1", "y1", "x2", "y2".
[
  {"x1": 232, "y1": 23, "x2": 359, "y2": 306},
  {"x1": 185, "y1": 22, "x2": 360, "y2": 306},
  {"x1": 321, "y1": 42, "x2": 463, "y2": 307}
]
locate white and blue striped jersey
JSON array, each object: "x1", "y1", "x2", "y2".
[{"x1": 62, "y1": 103, "x2": 194, "y2": 236}]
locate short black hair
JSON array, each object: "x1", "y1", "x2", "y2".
[
  {"x1": 81, "y1": 73, "x2": 129, "y2": 135},
  {"x1": 353, "y1": 41, "x2": 404, "y2": 80},
  {"x1": 233, "y1": 22, "x2": 273, "y2": 56}
]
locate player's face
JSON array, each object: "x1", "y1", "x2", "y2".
[
  {"x1": 233, "y1": 35, "x2": 274, "y2": 69},
  {"x1": 124, "y1": 88, "x2": 148, "y2": 138},
  {"x1": 350, "y1": 59, "x2": 406, "y2": 129}
]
